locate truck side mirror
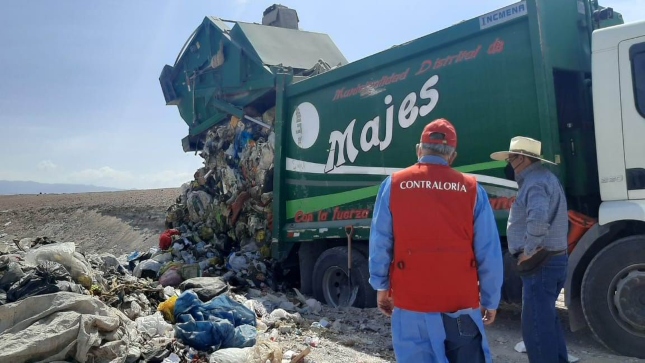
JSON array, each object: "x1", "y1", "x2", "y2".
[{"x1": 593, "y1": 7, "x2": 614, "y2": 22}]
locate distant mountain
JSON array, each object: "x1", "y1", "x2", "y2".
[{"x1": 0, "y1": 180, "x2": 124, "y2": 195}]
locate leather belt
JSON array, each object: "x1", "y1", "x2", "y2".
[{"x1": 513, "y1": 248, "x2": 567, "y2": 276}]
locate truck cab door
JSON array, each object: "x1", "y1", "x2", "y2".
[{"x1": 619, "y1": 37, "x2": 645, "y2": 199}]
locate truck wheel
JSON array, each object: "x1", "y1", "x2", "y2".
[
  {"x1": 312, "y1": 246, "x2": 376, "y2": 309},
  {"x1": 298, "y1": 242, "x2": 327, "y2": 296},
  {"x1": 581, "y1": 235, "x2": 645, "y2": 359}
]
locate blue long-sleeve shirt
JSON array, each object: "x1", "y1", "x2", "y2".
[
  {"x1": 506, "y1": 162, "x2": 568, "y2": 257},
  {"x1": 368, "y1": 155, "x2": 504, "y2": 310}
]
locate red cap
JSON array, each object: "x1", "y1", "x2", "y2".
[{"x1": 421, "y1": 118, "x2": 457, "y2": 148}]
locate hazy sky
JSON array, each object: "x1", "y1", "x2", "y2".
[{"x1": 1, "y1": 0, "x2": 643, "y2": 190}]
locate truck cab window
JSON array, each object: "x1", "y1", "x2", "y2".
[{"x1": 630, "y1": 42, "x2": 645, "y2": 118}]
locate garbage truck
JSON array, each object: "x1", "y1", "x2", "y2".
[{"x1": 160, "y1": 0, "x2": 645, "y2": 358}]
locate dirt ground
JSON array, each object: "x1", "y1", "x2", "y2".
[
  {"x1": 0, "y1": 189, "x2": 179, "y2": 256},
  {"x1": 0, "y1": 189, "x2": 643, "y2": 363}
]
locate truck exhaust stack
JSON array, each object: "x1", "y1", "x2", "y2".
[{"x1": 262, "y1": 4, "x2": 299, "y2": 30}]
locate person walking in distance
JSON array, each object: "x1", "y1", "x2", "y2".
[
  {"x1": 491, "y1": 136, "x2": 569, "y2": 363},
  {"x1": 369, "y1": 118, "x2": 504, "y2": 363}
]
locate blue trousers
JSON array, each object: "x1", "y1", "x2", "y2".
[
  {"x1": 520, "y1": 254, "x2": 569, "y2": 363},
  {"x1": 391, "y1": 307, "x2": 492, "y2": 363}
]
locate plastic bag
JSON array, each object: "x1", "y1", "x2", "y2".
[
  {"x1": 159, "y1": 268, "x2": 183, "y2": 287},
  {"x1": 153, "y1": 252, "x2": 174, "y2": 264},
  {"x1": 0, "y1": 254, "x2": 22, "y2": 270},
  {"x1": 249, "y1": 340, "x2": 283, "y2": 363},
  {"x1": 208, "y1": 347, "x2": 253, "y2": 363},
  {"x1": 0, "y1": 262, "x2": 25, "y2": 290},
  {"x1": 244, "y1": 299, "x2": 268, "y2": 318},
  {"x1": 136, "y1": 311, "x2": 174, "y2": 338},
  {"x1": 140, "y1": 337, "x2": 174, "y2": 362},
  {"x1": 163, "y1": 286, "x2": 178, "y2": 298},
  {"x1": 6, "y1": 261, "x2": 74, "y2": 302},
  {"x1": 162, "y1": 353, "x2": 181, "y2": 363},
  {"x1": 159, "y1": 262, "x2": 183, "y2": 277},
  {"x1": 173, "y1": 291, "x2": 257, "y2": 351},
  {"x1": 17, "y1": 238, "x2": 32, "y2": 251},
  {"x1": 177, "y1": 292, "x2": 257, "y2": 328},
  {"x1": 180, "y1": 250, "x2": 197, "y2": 264},
  {"x1": 187, "y1": 191, "x2": 212, "y2": 223},
  {"x1": 208, "y1": 341, "x2": 282, "y2": 363},
  {"x1": 306, "y1": 298, "x2": 322, "y2": 314},
  {"x1": 158, "y1": 295, "x2": 178, "y2": 323},
  {"x1": 133, "y1": 259, "x2": 162, "y2": 279},
  {"x1": 24, "y1": 242, "x2": 93, "y2": 287},
  {"x1": 227, "y1": 253, "x2": 249, "y2": 272},
  {"x1": 123, "y1": 300, "x2": 142, "y2": 320},
  {"x1": 175, "y1": 318, "x2": 257, "y2": 352},
  {"x1": 178, "y1": 277, "x2": 228, "y2": 302},
  {"x1": 159, "y1": 229, "x2": 181, "y2": 251},
  {"x1": 99, "y1": 254, "x2": 122, "y2": 273},
  {"x1": 25, "y1": 241, "x2": 75, "y2": 258}
]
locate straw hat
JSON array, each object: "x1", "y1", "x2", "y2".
[{"x1": 490, "y1": 136, "x2": 556, "y2": 165}]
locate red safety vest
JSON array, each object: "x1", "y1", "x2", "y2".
[{"x1": 389, "y1": 163, "x2": 480, "y2": 313}]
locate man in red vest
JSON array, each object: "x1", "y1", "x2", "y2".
[{"x1": 369, "y1": 118, "x2": 504, "y2": 363}]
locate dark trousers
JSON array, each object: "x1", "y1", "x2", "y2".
[
  {"x1": 442, "y1": 314, "x2": 486, "y2": 363},
  {"x1": 391, "y1": 307, "x2": 487, "y2": 363},
  {"x1": 520, "y1": 254, "x2": 569, "y2": 363}
]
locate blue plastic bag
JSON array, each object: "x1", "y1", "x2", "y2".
[
  {"x1": 233, "y1": 130, "x2": 253, "y2": 159},
  {"x1": 173, "y1": 290, "x2": 257, "y2": 351}
]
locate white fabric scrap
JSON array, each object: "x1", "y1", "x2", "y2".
[{"x1": 0, "y1": 292, "x2": 140, "y2": 363}]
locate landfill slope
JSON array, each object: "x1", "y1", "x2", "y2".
[
  {"x1": 1, "y1": 190, "x2": 644, "y2": 363},
  {"x1": 0, "y1": 189, "x2": 179, "y2": 256}
]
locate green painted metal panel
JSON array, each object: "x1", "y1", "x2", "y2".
[
  {"x1": 277, "y1": 0, "x2": 620, "y2": 242},
  {"x1": 160, "y1": 17, "x2": 347, "y2": 148},
  {"x1": 271, "y1": 72, "x2": 291, "y2": 261},
  {"x1": 231, "y1": 22, "x2": 348, "y2": 70},
  {"x1": 281, "y1": 4, "x2": 535, "y2": 242}
]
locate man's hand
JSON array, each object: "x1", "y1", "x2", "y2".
[
  {"x1": 377, "y1": 290, "x2": 394, "y2": 317},
  {"x1": 517, "y1": 247, "x2": 543, "y2": 265},
  {"x1": 480, "y1": 306, "x2": 497, "y2": 326}
]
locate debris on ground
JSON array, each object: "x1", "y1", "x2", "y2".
[
  {"x1": 0, "y1": 236, "x2": 394, "y2": 362},
  {"x1": 2, "y1": 189, "x2": 643, "y2": 363}
]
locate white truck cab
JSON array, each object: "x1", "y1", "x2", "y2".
[
  {"x1": 564, "y1": 19, "x2": 645, "y2": 358},
  {"x1": 593, "y1": 20, "x2": 645, "y2": 210}
]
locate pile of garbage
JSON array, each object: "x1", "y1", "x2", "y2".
[
  {"x1": 0, "y1": 236, "x2": 320, "y2": 362},
  {"x1": 163, "y1": 109, "x2": 277, "y2": 287},
  {"x1": 114, "y1": 108, "x2": 286, "y2": 307}
]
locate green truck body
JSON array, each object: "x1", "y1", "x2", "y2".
[
  {"x1": 161, "y1": 0, "x2": 645, "y2": 358},
  {"x1": 162, "y1": 0, "x2": 614, "y2": 247}
]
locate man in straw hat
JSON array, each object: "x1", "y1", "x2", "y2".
[
  {"x1": 369, "y1": 118, "x2": 503, "y2": 363},
  {"x1": 491, "y1": 136, "x2": 569, "y2": 363}
]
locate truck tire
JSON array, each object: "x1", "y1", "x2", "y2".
[
  {"x1": 312, "y1": 246, "x2": 376, "y2": 309},
  {"x1": 581, "y1": 235, "x2": 645, "y2": 359},
  {"x1": 298, "y1": 242, "x2": 327, "y2": 296}
]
